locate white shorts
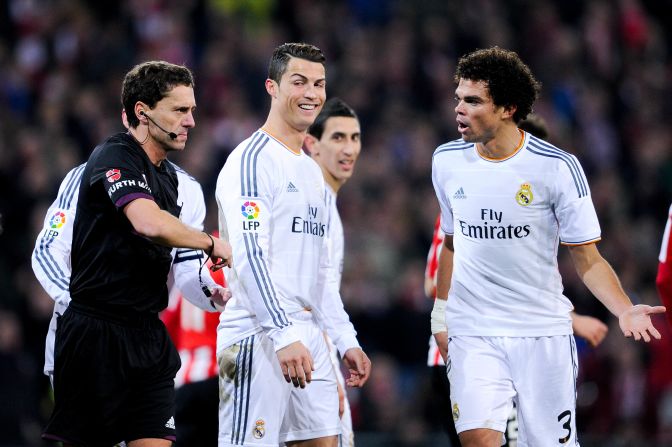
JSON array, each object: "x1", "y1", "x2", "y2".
[
  {"x1": 326, "y1": 335, "x2": 354, "y2": 447},
  {"x1": 218, "y1": 312, "x2": 339, "y2": 447},
  {"x1": 447, "y1": 335, "x2": 579, "y2": 447}
]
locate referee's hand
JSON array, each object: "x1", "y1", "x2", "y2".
[
  {"x1": 210, "y1": 236, "x2": 233, "y2": 270},
  {"x1": 276, "y1": 341, "x2": 314, "y2": 388}
]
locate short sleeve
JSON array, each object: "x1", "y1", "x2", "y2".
[
  {"x1": 91, "y1": 143, "x2": 155, "y2": 209},
  {"x1": 554, "y1": 154, "x2": 601, "y2": 245},
  {"x1": 432, "y1": 153, "x2": 454, "y2": 236}
]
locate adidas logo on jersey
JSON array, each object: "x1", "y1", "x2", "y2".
[
  {"x1": 453, "y1": 187, "x2": 466, "y2": 199},
  {"x1": 287, "y1": 182, "x2": 299, "y2": 192},
  {"x1": 165, "y1": 416, "x2": 175, "y2": 429}
]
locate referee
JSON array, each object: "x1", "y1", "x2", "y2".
[{"x1": 42, "y1": 61, "x2": 232, "y2": 447}]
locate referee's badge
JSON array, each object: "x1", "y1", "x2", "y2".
[
  {"x1": 252, "y1": 418, "x2": 265, "y2": 439},
  {"x1": 515, "y1": 182, "x2": 533, "y2": 206},
  {"x1": 452, "y1": 403, "x2": 460, "y2": 421}
]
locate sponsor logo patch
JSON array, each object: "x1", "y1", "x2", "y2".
[
  {"x1": 106, "y1": 169, "x2": 121, "y2": 182},
  {"x1": 453, "y1": 187, "x2": 466, "y2": 199},
  {"x1": 241, "y1": 201, "x2": 261, "y2": 231},
  {"x1": 287, "y1": 182, "x2": 298, "y2": 192},
  {"x1": 165, "y1": 416, "x2": 175, "y2": 429},
  {"x1": 241, "y1": 201, "x2": 260, "y2": 220},
  {"x1": 49, "y1": 211, "x2": 66, "y2": 229}
]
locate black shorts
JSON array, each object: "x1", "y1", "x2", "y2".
[
  {"x1": 43, "y1": 305, "x2": 181, "y2": 447},
  {"x1": 174, "y1": 377, "x2": 219, "y2": 447}
]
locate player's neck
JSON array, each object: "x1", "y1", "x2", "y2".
[
  {"x1": 261, "y1": 116, "x2": 306, "y2": 154},
  {"x1": 128, "y1": 128, "x2": 167, "y2": 166},
  {"x1": 323, "y1": 170, "x2": 342, "y2": 194},
  {"x1": 476, "y1": 126, "x2": 524, "y2": 160}
]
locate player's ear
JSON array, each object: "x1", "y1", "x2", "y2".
[
  {"x1": 265, "y1": 79, "x2": 277, "y2": 98},
  {"x1": 304, "y1": 134, "x2": 319, "y2": 156},
  {"x1": 502, "y1": 104, "x2": 517, "y2": 120}
]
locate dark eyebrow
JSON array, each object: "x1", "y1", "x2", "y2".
[
  {"x1": 463, "y1": 95, "x2": 484, "y2": 103},
  {"x1": 290, "y1": 73, "x2": 326, "y2": 84}
]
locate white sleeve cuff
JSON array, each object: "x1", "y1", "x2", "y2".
[
  {"x1": 335, "y1": 333, "x2": 361, "y2": 358},
  {"x1": 269, "y1": 326, "x2": 302, "y2": 352}
]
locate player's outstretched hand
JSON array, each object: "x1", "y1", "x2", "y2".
[
  {"x1": 434, "y1": 331, "x2": 448, "y2": 363},
  {"x1": 276, "y1": 341, "x2": 314, "y2": 388},
  {"x1": 343, "y1": 348, "x2": 371, "y2": 387},
  {"x1": 209, "y1": 286, "x2": 232, "y2": 310},
  {"x1": 619, "y1": 304, "x2": 667, "y2": 342},
  {"x1": 210, "y1": 237, "x2": 233, "y2": 270},
  {"x1": 572, "y1": 314, "x2": 608, "y2": 347}
]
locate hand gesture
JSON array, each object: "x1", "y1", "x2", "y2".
[
  {"x1": 276, "y1": 341, "x2": 314, "y2": 388},
  {"x1": 210, "y1": 236, "x2": 233, "y2": 270},
  {"x1": 209, "y1": 286, "x2": 232, "y2": 310},
  {"x1": 618, "y1": 304, "x2": 667, "y2": 342},
  {"x1": 572, "y1": 314, "x2": 608, "y2": 347},
  {"x1": 434, "y1": 331, "x2": 448, "y2": 363},
  {"x1": 342, "y1": 348, "x2": 371, "y2": 387}
]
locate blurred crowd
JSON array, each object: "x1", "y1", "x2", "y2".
[{"x1": 1, "y1": 0, "x2": 671, "y2": 445}]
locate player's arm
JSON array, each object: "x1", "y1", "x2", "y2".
[
  {"x1": 432, "y1": 235, "x2": 454, "y2": 362},
  {"x1": 568, "y1": 243, "x2": 665, "y2": 342},
  {"x1": 570, "y1": 311, "x2": 608, "y2": 347},
  {"x1": 31, "y1": 164, "x2": 85, "y2": 306},
  {"x1": 170, "y1": 173, "x2": 229, "y2": 311},
  {"x1": 216, "y1": 150, "x2": 310, "y2": 388},
  {"x1": 313, "y1": 237, "x2": 370, "y2": 387},
  {"x1": 656, "y1": 204, "x2": 672, "y2": 328}
]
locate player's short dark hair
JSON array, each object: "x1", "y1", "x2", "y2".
[
  {"x1": 518, "y1": 114, "x2": 549, "y2": 140},
  {"x1": 308, "y1": 97, "x2": 358, "y2": 140},
  {"x1": 455, "y1": 47, "x2": 540, "y2": 123},
  {"x1": 268, "y1": 43, "x2": 326, "y2": 83},
  {"x1": 121, "y1": 61, "x2": 195, "y2": 128}
]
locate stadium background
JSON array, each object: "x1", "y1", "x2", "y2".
[{"x1": 1, "y1": 0, "x2": 671, "y2": 445}]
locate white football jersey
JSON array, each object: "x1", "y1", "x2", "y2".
[
  {"x1": 216, "y1": 129, "x2": 359, "y2": 356},
  {"x1": 431, "y1": 131, "x2": 601, "y2": 336},
  {"x1": 659, "y1": 203, "x2": 672, "y2": 263},
  {"x1": 325, "y1": 185, "x2": 344, "y2": 286}
]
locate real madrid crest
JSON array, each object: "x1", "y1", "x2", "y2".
[
  {"x1": 252, "y1": 419, "x2": 265, "y2": 439},
  {"x1": 515, "y1": 182, "x2": 533, "y2": 206},
  {"x1": 452, "y1": 403, "x2": 460, "y2": 421}
]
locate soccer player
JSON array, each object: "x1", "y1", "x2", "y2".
[
  {"x1": 215, "y1": 43, "x2": 371, "y2": 447},
  {"x1": 430, "y1": 47, "x2": 665, "y2": 446},
  {"x1": 657, "y1": 203, "x2": 672, "y2": 329},
  {"x1": 304, "y1": 97, "x2": 362, "y2": 447},
  {"x1": 40, "y1": 60, "x2": 232, "y2": 447}
]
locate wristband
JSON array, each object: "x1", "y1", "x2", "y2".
[
  {"x1": 431, "y1": 298, "x2": 448, "y2": 334},
  {"x1": 206, "y1": 233, "x2": 215, "y2": 258}
]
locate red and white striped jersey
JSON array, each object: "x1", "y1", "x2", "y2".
[
  {"x1": 162, "y1": 256, "x2": 224, "y2": 388},
  {"x1": 426, "y1": 215, "x2": 446, "y2": 367}
]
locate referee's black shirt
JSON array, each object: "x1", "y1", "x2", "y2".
[{"x1": 70, "y1": 132, "x2": 181, "y2": 315}]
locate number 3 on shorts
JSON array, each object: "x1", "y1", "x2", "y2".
[{"x1": 557, "y1": 410, "x2": 572, "y2": 443}]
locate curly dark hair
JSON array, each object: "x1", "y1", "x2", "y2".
[
  {"x1": 121, "y1": 61, "x2": 194, "y2": 128},
  {"x1": 268, "y1": 42, "x2": 326, "y2": 83},
  {"x1": 455, "y1": 47, "x2": 540, "y2": 123}
]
